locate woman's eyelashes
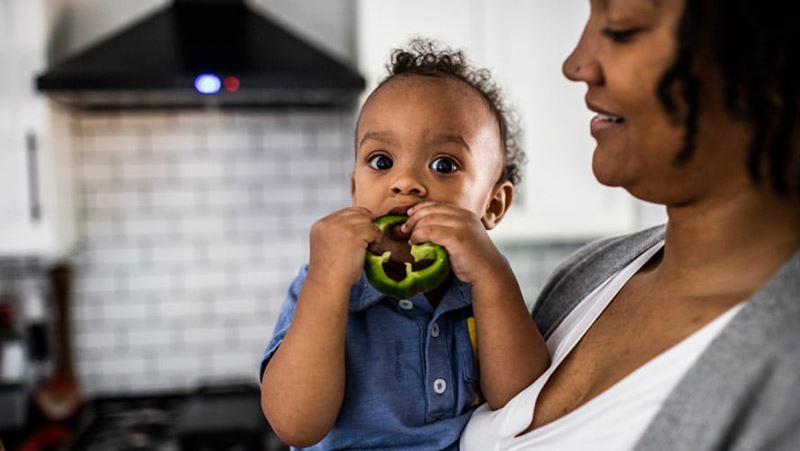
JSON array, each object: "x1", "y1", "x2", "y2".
[{"x1": 600, "y1": 27, "x2": 643, "y2": 44}]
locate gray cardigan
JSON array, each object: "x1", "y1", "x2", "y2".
[{"x1": 531, "y1": 226, "x2": 800, "y2": 451}]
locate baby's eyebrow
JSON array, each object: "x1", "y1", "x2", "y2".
[
  {"x1": 429, "y1": 133, "x2": 471, "y2": 153},
  {"x1": 359, "y1": 131, "x2": 395, "y2": 148}
]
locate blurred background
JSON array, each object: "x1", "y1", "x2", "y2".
[{"x1": 0, "y1": 0, "x2": 665, "y2": 449}]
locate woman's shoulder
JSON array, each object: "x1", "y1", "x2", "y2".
[{"x1": 531, "y1": 225, "x2": 666, "y2": 337}]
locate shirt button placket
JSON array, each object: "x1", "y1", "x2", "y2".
[
  {"x1": 425, "y1": 318, "x2": 454, "y2": 422},
  {"x1": 433, "y1": 378, "x2": 447, "y2": 394}
]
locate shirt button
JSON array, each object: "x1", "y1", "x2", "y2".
[
  {"x1": 398, "y1": 299, "x2": 414, "y2": 310},
  {"x1": 431, "y1": 322, "x2": 440, "y2": 337},
  {"x1": 433, "y1": 378, "x2": 447, "y2": 394}
]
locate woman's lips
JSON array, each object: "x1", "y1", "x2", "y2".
[{"x1": 590, "y1": 113, "x2": 626, "y2": 138}]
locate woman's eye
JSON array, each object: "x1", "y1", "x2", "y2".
[
  {"x1": 367, "y1": 154, "x2": 393, "y2": 170},
  {"x1": 430, "y1": 157, "x2": 458, "y2": 174},
  {"x1": 601, "y1": 27, "x2": 641, "y2": 44}
]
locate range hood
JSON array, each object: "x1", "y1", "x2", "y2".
[{"x1": 35, "y1": 0, "x2": 365, "y2": 110}]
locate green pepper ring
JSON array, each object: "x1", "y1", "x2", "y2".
[{"x1": 364, "y1": 214, "x2": 450, "y2": 300}]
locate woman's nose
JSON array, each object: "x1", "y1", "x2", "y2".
[{"x1": 563, "y1": 22, "x2": 602, "y2": 85}]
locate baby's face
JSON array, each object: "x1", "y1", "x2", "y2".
[{"x1": 352, "y1": 75, "x2": 505, "y2": 221}]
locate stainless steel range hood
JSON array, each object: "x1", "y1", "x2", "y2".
[{"x1": 35, "y1": 0, "x2": 365, "y2": 111}]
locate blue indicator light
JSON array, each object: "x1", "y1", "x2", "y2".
[{"x1": 194, "y1": 74, "x2": 221, "y2": 94}]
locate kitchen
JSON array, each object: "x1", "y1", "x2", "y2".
[{"x1": 0, "y1": 1, "x2": 665, "y2": 449}]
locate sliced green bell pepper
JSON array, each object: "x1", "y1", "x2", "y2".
[{"x1": 364, "y1": 214, "x2": 450, "y2": 299}]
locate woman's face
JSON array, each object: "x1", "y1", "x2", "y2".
[{"x1": 564, "y1": 0, "x2": 752, "y2": 205}]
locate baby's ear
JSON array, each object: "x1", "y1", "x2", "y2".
[{"x1": 482, "y1": 180, "x2": 514, "y2": 230}]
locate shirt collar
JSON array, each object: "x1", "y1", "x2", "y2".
[{"x1": 349, "y1": 273, "x2": 472, "y2": 314}]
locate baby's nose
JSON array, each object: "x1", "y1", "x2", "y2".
[{"x1": 390, "y1": 173, "x2": 426, "y2": 196}]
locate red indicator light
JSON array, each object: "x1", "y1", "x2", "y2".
[{"x1": 224, "y1": 76, "x2": 240, "y2": 92}]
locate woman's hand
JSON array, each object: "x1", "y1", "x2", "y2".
[
  {"x1": 307, "y1": 207, "x2": 382, "y2": 289},
  {"x1": 402, "y1": 201, "x2": 505, "y2": 285}
]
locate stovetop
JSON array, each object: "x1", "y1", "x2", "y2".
[
  {"x1": 68, "y1": 394, "x2": 184, "y2": 451},
  {"x1": 66, "y1": 390, "x2": 287, "y2": 451}
]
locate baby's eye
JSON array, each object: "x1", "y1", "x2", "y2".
[
  {"x1": 367, "y1": 154, "x2": 393, "y2": 170},
  {"x1": 430, "y1": 157, "x2": 458, "y2": 174}
]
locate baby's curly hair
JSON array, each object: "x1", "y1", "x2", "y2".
[{"x1": 374, "y1": 38, "x2": 525, "y2": 186}]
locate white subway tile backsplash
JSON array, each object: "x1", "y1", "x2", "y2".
[
  {"x1": 127, "y1": 328, "x2": 175, "y2": 347},
  {"x1": 81, "y1": 218, "x2": 118, "y2": 239},
  {"x1": 120, "y1": 112, "x2": 177, "y2": 130},
  {"x1": 122, "y1": 217, "x2": 173, "y2": 238},
  {"x1": 178, "y1": 160, "x2": 226, "y2": 181},
  {"x1": 78, "y1": 112, "x2": 124, "y2": 131},
  {"x1": 236, "y1": 267, "x2": 280, "y2": 291},
  {"x1": 88, "y1": 190, "x2": 147, "y2": 213},
  {"x1": 206, "y1": 130, "x2": 256, "y2": 151},
  {"x1": 75, "y1": 331, "x2": 121, "y2": 350},
  {"x1": 181, "y1": 269, "x2": 230, "y2": 291},
  {"x1": 86, "y1": 246, "x2": 144, "y2": 266},
  {"x1": 205, "y1": 186, "x2": 252, "y2": 208},
  {"x1": 122, "y1": 162, "x2": 170, "y2": 182},
  {"x1": 156, "y1": 299, "x2": 209, "y2": 320},
  {"x1": 152, "y1": 187, "x2": 200, "y2": 209},
  {"x1": 126, "y1": 271, "x2": 178, "y2": 293},
  {"x1": 236, "y1": 323, "x2": 273, "y2": 345},
  {"x1": 210, "y1": 352, "x2": 257, "y2": 377},
  {"x1": 261, "y1": 131, "x2": 305, "y2": 150},
  {"x1": 149, "y1": 243, "x2": 201, "y2": 265},
  {"x1": 156, "y1": 353, "x2": 202, "y2": 374},
  {"x1": 91, "y1": 134, "x2": 143, "y2": 155},
  {"x1": 182, "y1": 325, "x2": 228, "y2": 345},
  {"x1": 150, "y1": 132, "x2": 201, "y2": 153},
  {"x1": 102, "y1": 302, "x2": 151, "y2": 321},
  {"x1": 100, "y1": 356, "x2": 149, "y2": 376},
  {"x1": 64, "y1": 108, "x2": 584, "y2": 397},
  {"x1": 177, "y1": 215, "x2": 228, "y2": 239},
  {"x1": 212, "y1": 297, "x2": 263, "y2": 317},
  {"x1": 74, "y1": 274, "x2": 121, "y2": 295},
  {"x1": 81, "y1": 162, "x2": 119, "y2": 183}
]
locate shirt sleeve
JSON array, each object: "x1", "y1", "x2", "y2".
[{"x1": 258, "y1": 264, "x2": 308, "y2": 382}]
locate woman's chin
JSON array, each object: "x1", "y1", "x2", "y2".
[{"x1": 591, "y1": 164, "x2": 626, "y2": 188}]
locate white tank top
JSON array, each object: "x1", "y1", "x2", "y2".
[{"x1": 461, "y1": 241, "x2": 743, "y2": 451}]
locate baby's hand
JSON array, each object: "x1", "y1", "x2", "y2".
[
  {"x1": 307, "y1": 207, "x2": 382, "y2": 288},
  {"x1": 402, "y1": 202, "x2": 505, "y2": 285}
]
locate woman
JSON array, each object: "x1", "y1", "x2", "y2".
[{"x1": 461, "y1": 0, "x2": 800, "y2": 449}]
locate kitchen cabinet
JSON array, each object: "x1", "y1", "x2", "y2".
[
  {"x1": 357, "y1": 0, "x2": 666, "y2": 242},
  {"x1": 0, "y1": 0, "x2": 76, "y2": 258}
]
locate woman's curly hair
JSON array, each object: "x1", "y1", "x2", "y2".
[
  {"x1": 659, "y1": 0, "x2": 800, "y2": 197},
  {"x1": 373, "y1": 38, "x2": 525, "y2": 186}
]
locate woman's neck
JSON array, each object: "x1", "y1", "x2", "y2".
[{"x1": 656, "y1": 188, "x2": 800, "y2": 299}]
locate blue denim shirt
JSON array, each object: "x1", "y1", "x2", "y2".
[{"x1": 260, "y1": 264, "x2": 480, "y2": 451}]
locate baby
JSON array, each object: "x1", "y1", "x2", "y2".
[{"x1": 260, "y1": 39, "x2": 549, "y2": 450}]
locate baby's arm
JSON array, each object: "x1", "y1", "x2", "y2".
[
  {"x1": 404, "y1": 203, "x2": 549, "y2": 409},
  {"x1": 469, "y1": 260, "x2": 549, "y2": 409},
  {"x1": 260, "y1": 207, "x2": 380, "y2": 447}
]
